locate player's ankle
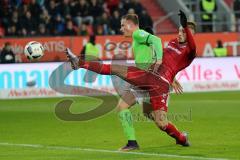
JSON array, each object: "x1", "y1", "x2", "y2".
[{"x1": 128, "y1": 140, "x2": 138, "y2": 146}]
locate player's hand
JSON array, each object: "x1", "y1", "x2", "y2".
[
  {"x1": 171, "y1": 79, "x2": 183, "y2": 94},
  {"x1": 149, "y1": 60, "x2": 162, "y2": 74},
  {"x1": 178, "y1": 10, "x2": 187, "y2": 28}
]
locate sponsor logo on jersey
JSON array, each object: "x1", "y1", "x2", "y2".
[
  {"x1": 161, "y1": 99, "x2": 165, "y2": 104},
  {"x1": 167, "y1": 45, "x2": 182, "y2": 55}
]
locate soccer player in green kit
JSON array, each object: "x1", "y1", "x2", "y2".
[
  {"x1": 116, "y1": 14, "x2": 182, "y2": 151},
  {"x1": 116, "y1": 14, "x2": 162, "y2": 151}
]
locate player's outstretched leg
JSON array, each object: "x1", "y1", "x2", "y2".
[
  {"x1": 65, "y1": 48, "x2": 129, "y2": 78},
  {"x1": 65, "y1": 48, "x2": 150, "y2": 88}
]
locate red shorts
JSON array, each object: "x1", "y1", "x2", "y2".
[{"x1": 126, "y1": 67, "x2": 170, "y2": 112}]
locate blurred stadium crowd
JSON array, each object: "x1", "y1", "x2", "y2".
[
  {"x1": 0, "y1": 0, "x2": 153, "y2": 37},
  {"x1": 0, "y1": 0, "x2": 240, "y2": 63}
]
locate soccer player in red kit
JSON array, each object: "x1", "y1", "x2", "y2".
[{"x1": 65, "y1": 10, "x2": 196, "y2": 147}]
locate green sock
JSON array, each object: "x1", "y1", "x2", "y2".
[{"x1": 119, "y1": 109, "x2": 136, "y2": 140}]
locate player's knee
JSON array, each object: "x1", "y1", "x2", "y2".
[
  {"x1": 116, "y1": 103, "x2": 126, "y2": 112},
  {"x1": 117, "y1": 93, "x2": 136, "y2": 112},
  {"x1": 116, "y1": 100, "x2": 132, "y2": 112}
]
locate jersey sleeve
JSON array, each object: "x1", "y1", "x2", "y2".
[
  {"x1": 147, "y1": 34, "x2": 163, "y2": 60},
  {"x1": 133, "y1": 30, "x2": 163, "y2": 60},
  {"x1": 132, "y1": 29, "x2": 149, "y2": 43},
  {"x1": 184, "y1": 27, "x2": 196, "y2": 53}
]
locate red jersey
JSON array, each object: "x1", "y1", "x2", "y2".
[{"x1": 158, "y1": 27, "x2": 196, "y2": 83}]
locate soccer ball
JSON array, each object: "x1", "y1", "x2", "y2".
[{"x1": 24, "y1": 41, "x2": 44, "y2": 60}]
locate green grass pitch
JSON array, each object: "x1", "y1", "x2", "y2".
[{"x1": 0, "y1": 91, "x2": 240, "y2": 160}]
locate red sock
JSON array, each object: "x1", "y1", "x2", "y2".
[
  {"x1": 164, "y1": 122, "x2": 185, "y2": 143},
  {"x1": 79, "y1": 61, "x2": 111, "y2": 75}
]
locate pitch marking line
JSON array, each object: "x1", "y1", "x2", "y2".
[
  {"x1": 0, "y1": 142, "x2": 231, "y2": 160},
  {"x1": 172, "y1": 100, "x2": 240, "y2": 103}
]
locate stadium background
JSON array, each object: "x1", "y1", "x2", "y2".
[{"x1": 0, "y1": 0, "x2": 240, "y2": 160}]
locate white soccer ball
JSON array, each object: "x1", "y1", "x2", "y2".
[{"x1": 24, "y1": 41, "x2": 44, "y2": 60}]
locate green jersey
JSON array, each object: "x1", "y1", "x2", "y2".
[{"x1": 132, "y1": 29, "x2": 163, "y2": 70}]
